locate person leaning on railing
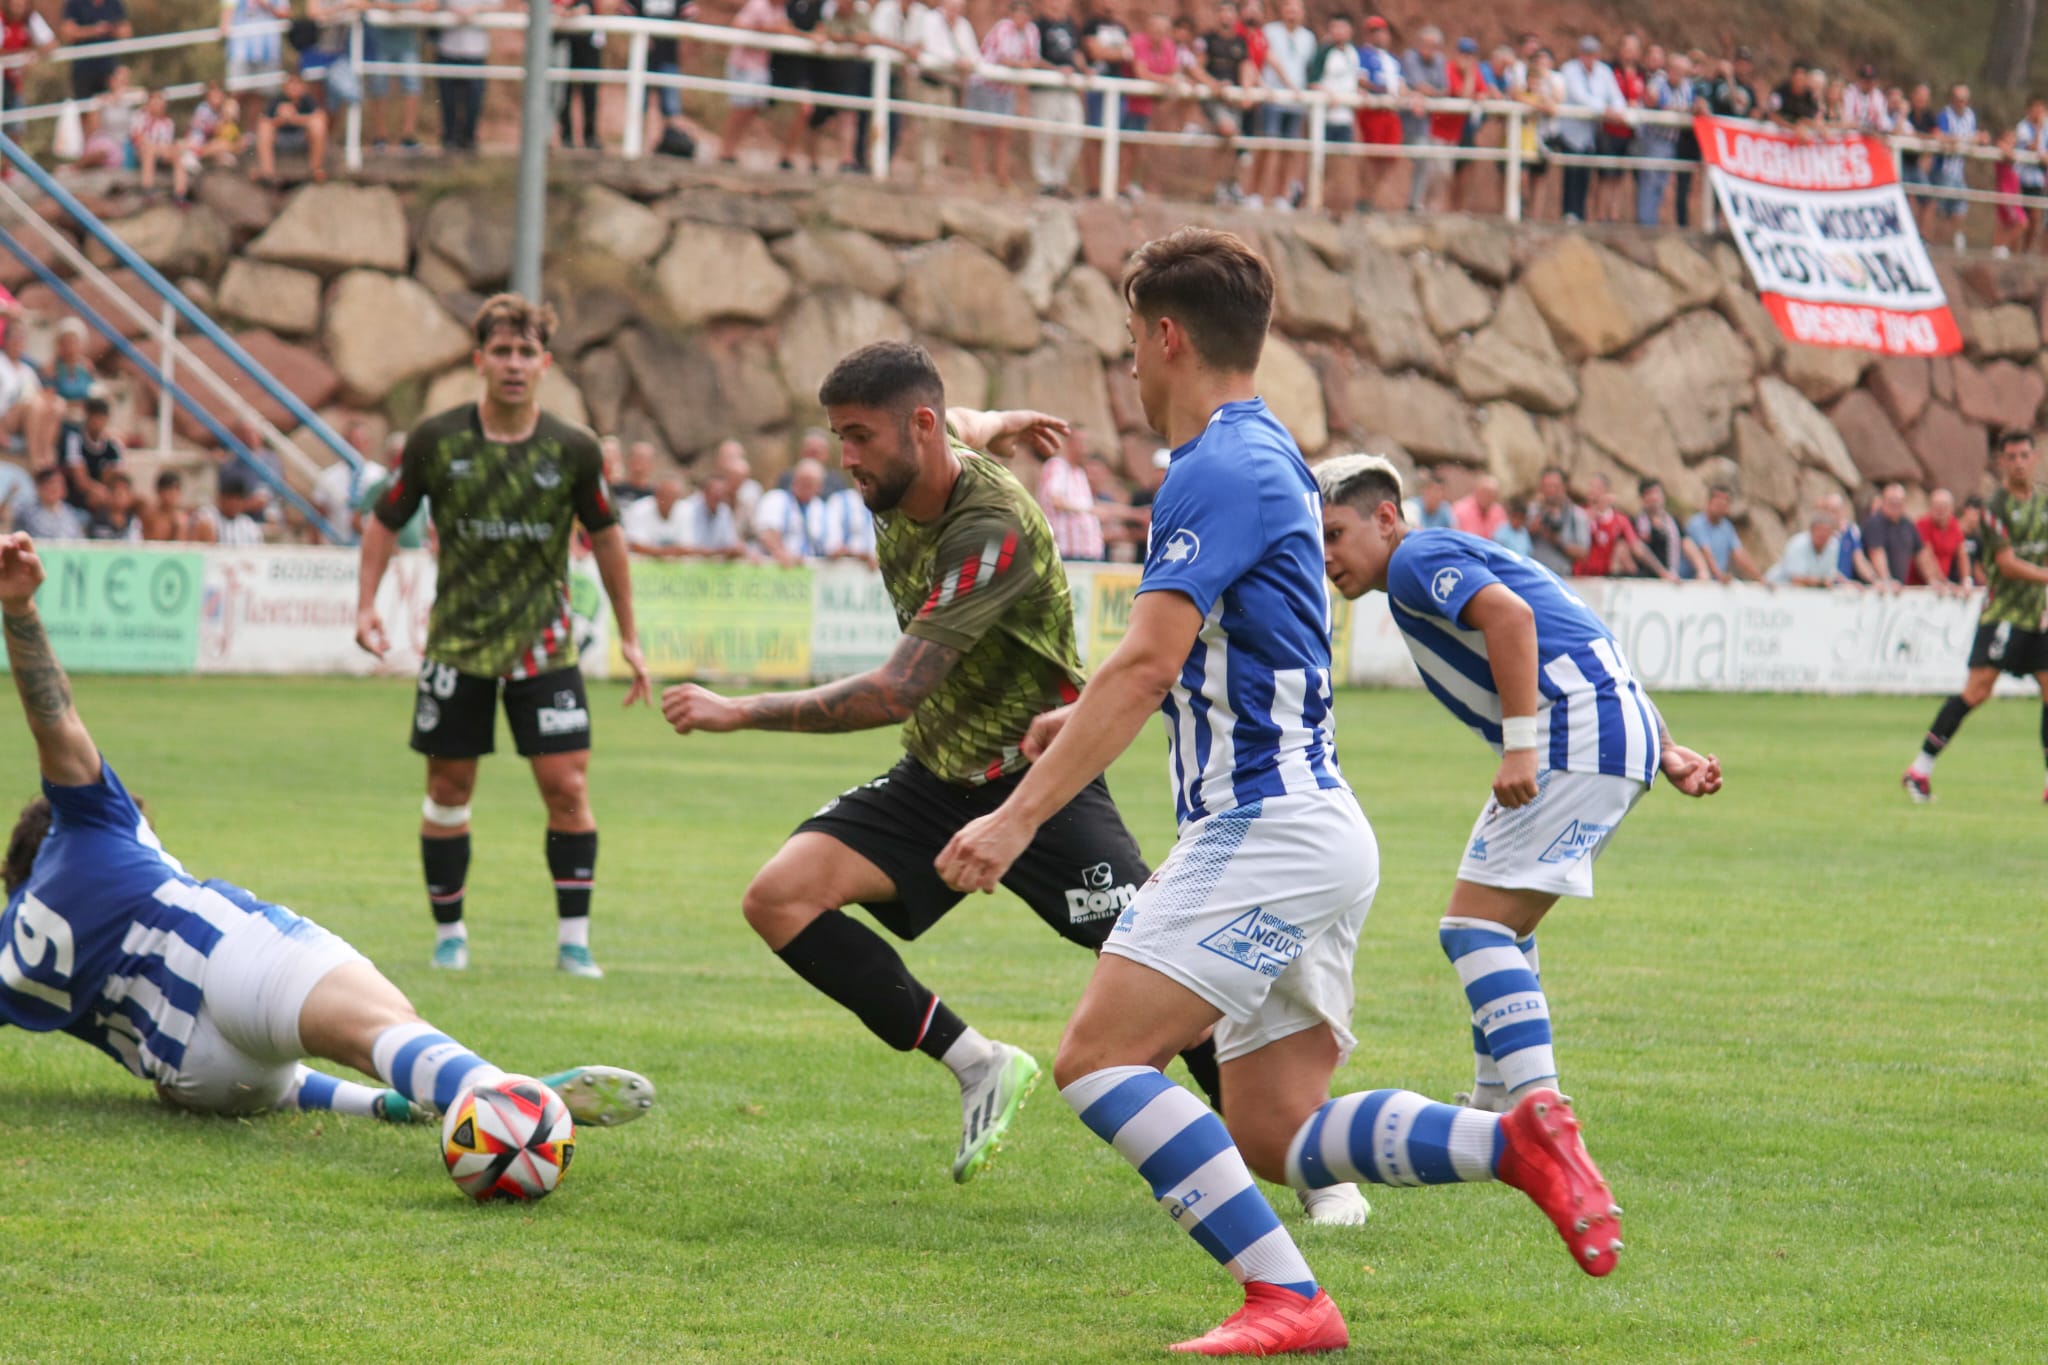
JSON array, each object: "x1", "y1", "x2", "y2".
[
  {"x1": 435, "y1": 0, "x2": 496, "y2": 153},
  {"x1": 0, "y1": 0, "x2": 57, "y2": 113}
]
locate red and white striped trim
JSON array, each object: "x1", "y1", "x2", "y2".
[
  {"x1": 918, "y1": 530, "x2": 1019, "y2": 618},
  {"x1": 911, "y1": 995, "x2": 941, "y2": 1048},
  {"x1": 552, "y1": 879, "x2": 595, "y2": 890},
  {"x1": 429, "y1": 887, "x2": 466, "y2": 904}
]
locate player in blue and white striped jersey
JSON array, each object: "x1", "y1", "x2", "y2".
[
  {"x1": 938, "y1": 232, "x2": 1633, "y2": 1355},
  {"x1": 0, "y1": 532, "x2": 652, "y2": 1141},
  {"x1": 1317, "y1": 454, "x2": 1721, "y2": 1120}
]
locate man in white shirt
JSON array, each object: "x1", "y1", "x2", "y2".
[
  {"x1": 1557, "y1": 34, "x2": 1624, "y2": 222},
  {"x1": 622, "y1": 475, "x2": 694, "y2": 558},
  {"x1": 1313, "y1": 14, "x2": 1360, "y2": 215},
  {"x1": 752, "y1": 457, "x2": 828, "y2": 565},
  {"x1": 821, "y1": 483, "x2": 876, "y2": 564},
  {"x1": 715, "y1": 439, "x2": 764, "y2": 536},
  {"x1": 1251, "y1": 0, "x2": 1314, "y2": 208},
  {"x1": 910, "y1": 0, "x2": 977, "y2": 179},
  {"x1": 681, "y1": 468, "x2": 747, "y2": 558},
  {"x1": 1840, "y1": 63, "x2": 1891, "y2": 133},
  {"x1": 1769, "y1": 508, "x2": 1845, "y2": 587}
]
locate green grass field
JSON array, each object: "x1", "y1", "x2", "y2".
[{"x1": 0, "y1": 678, "x2": 2043, "y2": 1364}]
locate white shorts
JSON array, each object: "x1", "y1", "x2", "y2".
[
  {"x1": 1455, "y1": 769, "x2": 1649, "y2": 900},
  {"x1": 1104, "y1": 789, "x2": 1378, "y2": 1066},
  {"x1": 155, "y1": 907, "x2": 366, "y2": 1116}
]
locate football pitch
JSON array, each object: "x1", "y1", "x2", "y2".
[{"x1": 0, "y1": 678, "x2": 2041, "y2": 1364}]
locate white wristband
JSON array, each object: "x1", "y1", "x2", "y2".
[{"x1": 1501, "y1": 716, "x2": 1539, "y2": 752}]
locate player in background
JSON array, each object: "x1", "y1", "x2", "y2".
[
  {"x1": 0, "y1": 533, "x2": 654, "y2": 1137},
  {"x1": 938, "y1": 230, "x2": 1620, "y2": 1356},
  {"x1": 660, "y1": 349, "x2": 1237, "y2": 1189},
  {"x1": 1317, "y1": 455, "x2": 1720, "y2": 1122},
  {"x1": 355, "y1": 296, "x2": 652, "y2": 978},
  {"x1": 1903, "y1": 427, "x2": 2048, "y2": 802}
]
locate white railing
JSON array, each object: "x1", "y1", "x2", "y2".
[{"x1": 4, "y1": 12, "x2": 2047, "y2": 230}]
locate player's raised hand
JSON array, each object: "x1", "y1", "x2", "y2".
[
  {"x1": 354, "y1": 605, "x2": 389, "y2": 659},
  {"x1": 983, "y1": 410, "x2": 1071, "y2": 461},
  {"x1": 1020, "y1": 703, "x2": 1075, "y2": 761},
  {"x1": 619, "y1": 640, "x2": 652, "y2": 707},
  {"x1": 661, "y1": 682, "x2": 744, "y2": 734},
  {"x1": 0, "y1": 531, "x2": 47, "y2": 611},
  {"x1": 1661, "y1": 743, "x2": 1723, "y2": 798},
  {"x1": 935, "y1": 810, "x2": 1033, "y2": 894},
  {"x1": 1492, "y1": 747, "x2": 1541, "y2": 808}
]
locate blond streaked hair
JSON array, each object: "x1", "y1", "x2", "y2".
[{"x1": 1314, "y1": 453, "x2": 1406, "y2": 516}]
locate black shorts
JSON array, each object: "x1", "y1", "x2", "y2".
[
  {"x1": 409, "y1": 661, "x2": 592, "y2": 759},
  {"x1": 1594, "y1": 129, "x2": 1632, "y2": 179},
  {"x1": 1968, "y1": 621, "x2": 2048, "y2": 677},
  {"x1": 770, "y1": 53, "x2": 821, "y2": 91},
  {"x1": 796, "y1": 755, "x2": 1149, "y2": 950}
]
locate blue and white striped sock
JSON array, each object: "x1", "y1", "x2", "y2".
[
  {"x1": 370, "y1": 1022, "x2": 505, "y2": 1115},
  {"x1": 1464, "y1": 933, "x2": 1542, "y2": 1110},
  {"x1": 281, "y1": 1064, "x2": 383, "y2": 1118},
  {"x1": 1064, "y1": 1065, "x2": 1316, "y2": 1298},
  {"x1": 1287, "y1": 1089, "x2": 1502, "y2": 1188},
  {"x1": 1441, "y1": 916, "x2": 1557, "y2": 1098}
]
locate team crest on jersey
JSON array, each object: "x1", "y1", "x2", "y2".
[
  {"x1": 532, "y1": 459, "x2": 562, "y2": 490},
  {"x1": 1431, "y1": 567, "x2": 1464, "y2": 604},
  {"x1": 1157, "y1": 529, "x2": 1201, "y2": 565},
  {"x1": 1065, "y1": 861, "x2": 1137, "y2": 924},
  {"x1": 1538, "y1": 819, "x2": 1610, "y2": 865},
  {"x1": 415, "y1": 697, "x2": 441, "y2": 732},
  {"x1": 1198, "y1": 908, "x2": 1306, "y2": 977}
]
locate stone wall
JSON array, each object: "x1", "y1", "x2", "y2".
[{"x1": 12, "y1": 164, "x2": 2046, "y2": 560}]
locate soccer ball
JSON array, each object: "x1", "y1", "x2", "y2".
[{"x1": 441, "y1": 1076, "x2": 576, "y2": 1203}]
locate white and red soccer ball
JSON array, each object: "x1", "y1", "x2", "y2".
[{"x1": 441, "y1": 1076, "x2": 576, "y2": 1203}]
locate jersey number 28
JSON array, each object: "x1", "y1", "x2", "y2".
[{"x1": 0, "y1": 893, "x2": 77, "y2": 1012}]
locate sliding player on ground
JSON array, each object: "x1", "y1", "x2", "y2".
[
  {"x1": 937, "y1": 230, "x2": 1619, "y2": 1357},
  {"x1": 1318, "y1": 454, "x2": 1720, "y2": 1128},
  {"x1": 1903, "y1": 426, "x2": 2048, "y2": 802},
  {"x1": 0, "y1": 533, "x2": 653, "y2": 1137},
  {"x1": 355, "y1": 295, "x2": 652, "y2": 978}
]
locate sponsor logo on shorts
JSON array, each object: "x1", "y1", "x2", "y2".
[
  {"x1": 1465, "y1": 835, "x2": 1488, "y2": 862},
  {"x1": 536, "y1": 691, "x2": 590, "y2": 736},
  {"x1": 1537, "y1": 819, "x2": 1610, "y2": 865},
  {"x1": 1065, "y1": 861, "x2": 1137, "y2": 924},
  {"x1": 414, "y1": 697, "x2": 441, "y2": 732},
  {"x1": 1431, "y1": 567, "x2": 1464, "y2": 604},
  {"x1": 1198, "y1": 907, "x2": 1307, "y2": 978}
]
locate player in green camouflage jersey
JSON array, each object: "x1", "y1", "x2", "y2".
[
  {"x1": 355, "y1": 295, "x2": 651, "y2": 977},
  {"x1": 1905, "y1": 427, "x2": 2048, "y2": 802},
  {"x1": 662, "y1": 341, "x2": 1218, "y2": 1183}
]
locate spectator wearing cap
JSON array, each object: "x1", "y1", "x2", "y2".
[
  {"x1": 1353, "y1": 16, "x2": 1405, "y2": 209},
  {"x1": 1768, "y1": 507, "x2": 1845, "y2": 587},
  {"x1": 18, "y1": 467, "x2": 85, "y2": 540},
  {"x1": 1399, "y1": 24, "x2": 1448, "y2": 213},
  {"x1": 1842, "y1": 63, "x2": 1892, "y2": 132},
  {"x1": 1912, "y1": 488, "x2": 1973, "y2": 590},
  {"x1": 1557, "y1": 35, "x2": 1623, "y2": 223}
]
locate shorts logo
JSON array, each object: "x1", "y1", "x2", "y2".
[
  {"x1": 1198, "y1": 908, "x2": 1307, "y2": 978},
  {"x1": 414, "y1": 697, "x2": 441, "y2": 732},
  {"x1": 1431, "y1": 567, "x2": 1464, "y2": 604},
  {"x1": 1065, "y1": 861, "x2": 1137, "y2": 924},
  {"x1": 448, "y1": 459, "x2": 472, "y2": 478},
  {"x1": 1465, "y1": 835, "x2": 1488, "y2": 862},
  {"x1": 536, "y1": 691, "x2": 590, "y2": 736},
  {"x1": 1112, "y1": 903, "x2": 1139, "y2": 934},
  {"x1": 1157, "y1": 529, "x2": 1201, "y2": 565},
  {"x1": 533, "y1": 460, "x2": 562, "y2": 490},
  {"x1": 1538, "y1": 819, "x2": 1610, "y2": 865}
]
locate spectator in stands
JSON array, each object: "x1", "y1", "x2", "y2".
[
  {"x1": 1630, "y1": 476, "x2": 1684, "y2": 579},
  {"x1": 1574, "y1": 473, "x2": 1642, "y2": 577},
  {"x1": 1451, "y1": 473, "x2": 1507, "y2": 538},
  {"x1": 1492, "y1": 498, "x2": 1532, "y2": 557},
  {"x1": 0, "y1": 458, "x2": 32, "y2": 533},
  {"x1": 1528, "y1": 465, "x2": 1589, "y2": 577},
  {"x1": 435, "y1": 0, "x2": 495, "y2": 154},
  {"x1": 59, "y1": 396, "x2": 120, "y2": 513},
  {"x1": 715, "y1": 438, "x2": 764, "y2": 531},
  {"x1": 0, "y1": 328, "x2": 61, "y2": 471},
  {"x1": 768, "y1": 0, "x2": 848, "y2": 174},
  {"x1": 1861, "y1": 481, "x2": 1940, "y2": 589},
  {"x1": 256, "y1": 66, "x2": 330, "y2": 184},
  {"x1": 1402, "y1": 466, "x2": 1454, "y2": 529},
  {"x1": 365, "y1": 0, "x2": 427, "y2": 153},
  {"x1": 197, "y1": 465, "x2": 265, "y2": 545},
  {"x1": 76, "y1": 65, "x2": 137, "y2": 171},
  {"x1": 1079, "y1": 0, "x2": 1134, "y2": 193},
  {"x1": 1087, "y1": 449, "x2": 1147, "y2": 561},
  {"x1": 18, "y1": 467, "x2": 84, "y2": 540},
  {"x1": 301, "y1": 0, "x2": 367, "y2": 120},
  {"x1": 1768, "y1": 59, "x2": 1820, "y2": 133},
  {"x1": 1557, "y1": 36, "x2": 1622, "y2": 223},
  {"x1": 553, "y1": 0, "x2": 604, "y2": 152},
  {"x1": 1900, "y1": 84, "x2": 1939, "y2": 234},
  {"x1": 1439, "y1": 36, "x2": 1487, "y2": 212},
  {"x1": 1819, "y1": 490, "x2": 1874, "y2": 584},
  {"x1": 968, "y1": 0, "x2": 1040, "y2": 190},
  {"x1": 623, "y1": 474, "x2": 693, "y2": 557},
  {"x1": 1842, "y1": 63, "x2": 1891, "y2": 133},
  {"x1": 88, "y1": 469, "x2": 140, "y2": 541},
  {"x1": 599, "y1": 434, "x2": 624, "y2": 485},
  {"x1": 2013, "y1": 96, "x2": 2048, "y2": 253},
  {"x1": 1700, "y1": 46, "x2": 1757, "y2": 121},
  {"x1": 681, "y1": 466, "x2": 748, "y2": 558},
  {"x1": 1117, "y1": 11, "x2": 1182, "y2": 198},
  {"x1": 142, "y1": 470, "x2": 196, "y2": 541},
  {"x1": 1397, "y1": 24, "x2": 1447, "y2": 213},
  {"x1": 59, "y1": 0, "x2": 130, "y2": 113},
  {"x1": 1353, "y1": 15, "x2": 1404, "y2": 210},
  {"x1": 1512, "y1": 45, "x2": 1563, "y2": 219},
  {"x1": 45, "y1": 321, "x2": 94, "y2": 410},
  {"x1": 1636, "y1": 52, "x2": 1691, "y2": 226},
  {"x1": 1680, "y1": 485, "x2": 1762, "y2": 582},
  {"x1": 718, "y1": 0, "x2": 782, "y2": 163},
  {"x1": 1956, "y1": 494, "x2": 1988, "y2": 586},
  {"x1": 1, "y1": 0, "x2": 57, "y2": 117},
  {"x1": 310, "y1": 421, "x2": 380, "y2": 534},
  {"x1": 184, "y1": 80, "x2": 245, "y2": 172},
  {"x1": 1251, "y1": 0, "x2": 1313, "y2": 209},
  {"x1": 1936, "y1": 84, "x2": 1986, "y2": 251},
  {"x1": 1188, "y1": 2, "x2": 1249, "y2": 207},
  {"x1": 1037, "y1": 426, "x2": 1104, "y2": 560},
  {"x1": 907, "y1": 0, "x2": 978, "y2": 181},
  {"x1": 1595, "y1": 32, "x2": 1644, "y2": 223},
  {"x1": 1031, "y1": 0, "x2": 1089, "y2": 197},
  {"x1": 821, "y1": 481, "x2": 876, "y2": 564},
  {"x1": 1993, "y1": 128, "x2": 2029, "y2": 259},
  {"x1": 220, "y1": 0, "x2": 288, "y2": 130},
  {"x1": 1912, "y1": 487, "x2": 1972, "y2": 588},
  {"x1": 135, "y1": 88, "x2": 185, "y2": 197},
  {"x1": 1306, "y1": 13, "x2": 1359, "y2": 216},
  {"x1": 615, "y1": 442, "x2": 659, "y2": 504},
  {"x1": 753, "y1": 456, "x2": 825, "y2": 564},
  {"x1": 1768, "y1": 506, "x2": 1844, "y2": 586}
]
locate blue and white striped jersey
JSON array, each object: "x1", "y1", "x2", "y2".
[
  {"x1": 0, "y1": 762, "x2": 296, "y2": 1081},
  {"x1": 1138, "y1": 398, "x2": 1346, "y2": 825},
  {"x1": 1385, "y1": 529, "x2": 1663, "y2": 784}
]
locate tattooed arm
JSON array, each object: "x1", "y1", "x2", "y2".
[
  {"x1": 661, "y1": 634, "x2": 963, "y2": 736},
  {"x1": 0, "y1": 533, "x2": 101, "y2": 787}
]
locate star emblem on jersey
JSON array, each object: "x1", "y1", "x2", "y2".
[
  {"x1": 1431, "y1": 566, "x2": 1464, "y2": 604},
  {"x1": 1198, "y1": 908, "x2": 1307, "y2": 978},
  {"x1": 1159, "y1": 529, "x2": 1201, "y2": 565}
]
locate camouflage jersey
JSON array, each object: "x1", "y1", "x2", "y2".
[
  {"x1": 1979, "y1": 485, "x2": 2048, "y2": 630},
  {"x1": 374, "y1": 404, "x2": 617, "y2": 679},
  {"x1": 881, "y1": 447, "x2": 1085, "y2": 785}
]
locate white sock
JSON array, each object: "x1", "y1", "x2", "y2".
[
  {"x1": 1909, "y1": 751, "x2": 1935, "y2": 778},
  {"x1": 557, "y1": 916, "x2": 590, "y2": 949},
  {"x1": 281, "y1": 1064, "x2": 383, "y2": 1118},
  {"x1": 940, "y1": 1026, "x2": 998, "y2": 1083},
  {"x1": 435, "y1": 922, "x2": 467, "y2": 944}
]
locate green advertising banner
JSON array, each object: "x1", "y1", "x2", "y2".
[
  {"x1": 620, "y1": 560, "x2": 813, "y2": 682},
  {"x1": 3, "y1": 545, "x2": 204, "y2": 674}
]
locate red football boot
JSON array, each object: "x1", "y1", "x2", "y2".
[
  {"x1": 1168, "y1": 1283, "x2": 1349, "y2": 1357},
  {"x1": 1496, "y1": 1088, "x2": 1624, "y2": 1277}
]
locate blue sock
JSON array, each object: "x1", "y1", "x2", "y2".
[
  {"x1": 1287, "y1": 1089, "x2": 1503, "y2": 1188},
  {"x1": 281, "y1": 1064, "x2": 384, "y2": 1118},
  {"x1": 370, "y1": 1023, "x2": 505, "y2": 1114},
  {"x1": 1064, "y1": 1065, "x2": 1316, "y2": 1298},
  {"x1": 1442, "y1": 916, "x2": 1557, "y2": 1097}
]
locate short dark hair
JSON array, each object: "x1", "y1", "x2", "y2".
[
  {"x1": 1708, "y1": 484, "x2": 1734, "y2": 500},
  {"x1": 817, "y1": 340, "x2": 946, "y2": 413},
  {"x1": 34, "y1": 466, "x2": 61, "y2": 485},
  {"x1": 1638, "y1": 477, "x2": 1663, "y2": 497},
  {"x1": 106, "y1": 470, "x2": 131, "y2": 490},
  {"x1": 3, "y1": 796, "x2": 50, "y2": 896},
  {"x1": 1314, "y1": 453, "x2": 1406, "y2": 518},
  {"x1": 156, "y1": 469, "x2": 182, "y2": 493},
  {"x1": 471, "y1": 293, "x2": 557, "y2": 349},
  {"x1": 1122, "y1": 228, "x2": 1273, "y2": 373},
  {"x1": 1539, "y1": 464, "x2": 1567, "y2": 482},
  {"x1": 84, "y1": 396, "x2": 110, "y2": 418},
  {"x1": 1996, "y1": 426, "x2": 2035, "y2": 449}
]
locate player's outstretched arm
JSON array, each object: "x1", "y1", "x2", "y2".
[
  {"x1": 1656, "y1": 717, "x2": 1722, "y2": 798},
  {"x1": 662, "y1": 633, "x2": 963, "y2": 735},
  {"x1": 945, "y1": 407, "x2": 1071, "y2": 461},
  {"x1": 0, "y1": 533, "x2": 101, "y2": 788}
]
